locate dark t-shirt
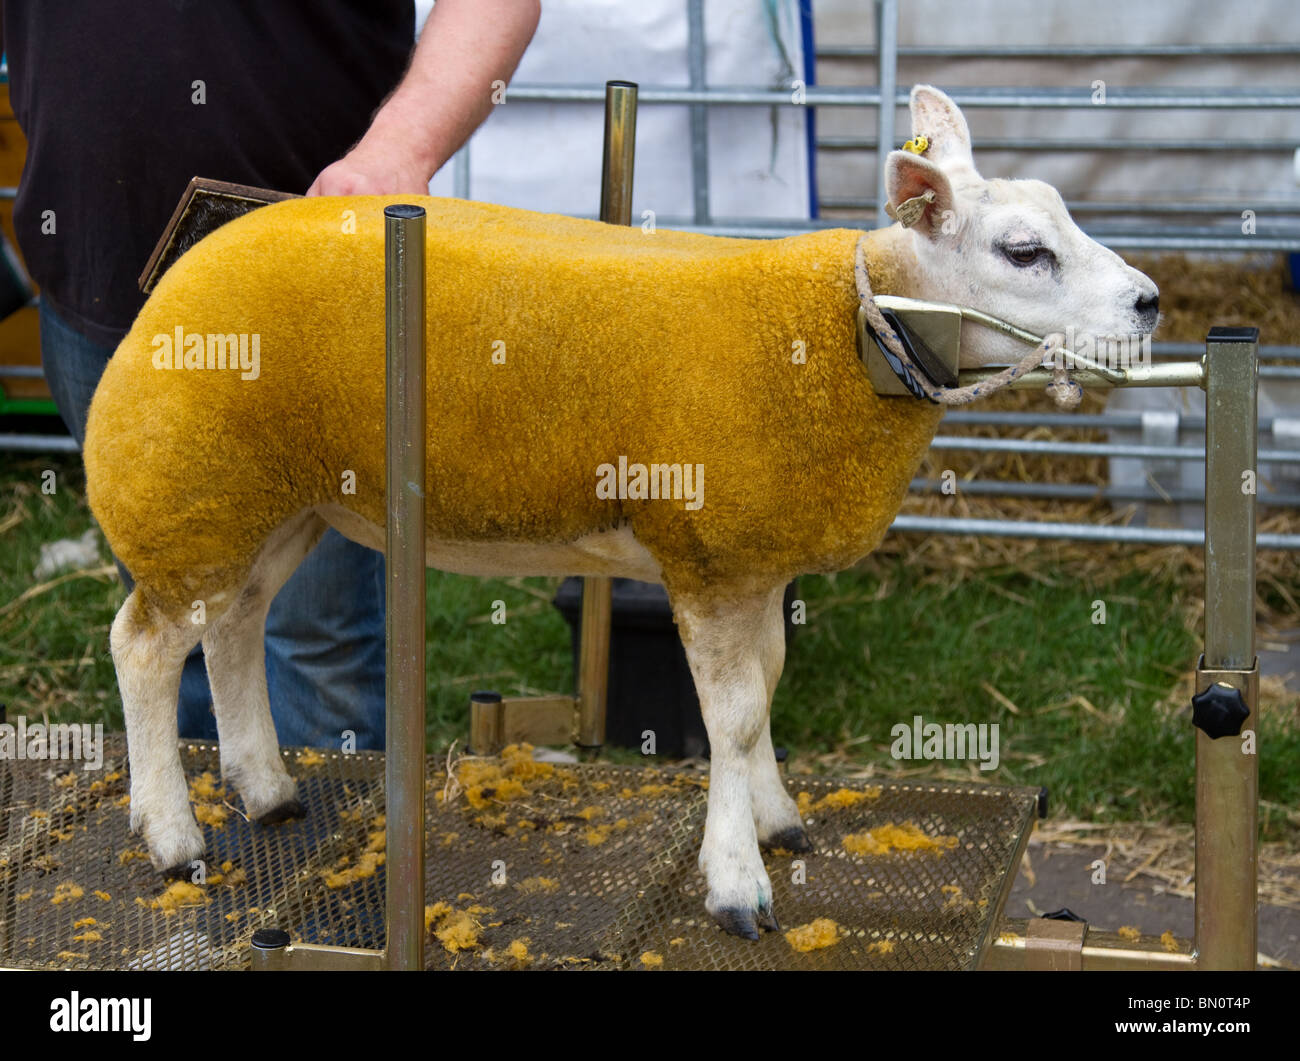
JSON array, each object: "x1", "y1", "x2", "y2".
[{"x1": 4, "y1": 0, "x2": 415, "y2": 345}]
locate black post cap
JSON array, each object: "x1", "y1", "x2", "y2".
[
  {"x1": 251, "y1": 928, "x2": 292, "y2": 950},
  {"x1": 1206, "y1": 326, "x2": 1259, "y2": 343}
]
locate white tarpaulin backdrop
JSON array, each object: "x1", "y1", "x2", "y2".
[{"x1": 422, "y1": 0, "x2": 813, "y2": 221}]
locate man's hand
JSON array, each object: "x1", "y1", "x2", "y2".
[
  {"x1": 305, "y1": 137, "x2": 433, "y2": 197},
  {"x1": 306, "y1": 0, "x2": 541, "y2": 197}
]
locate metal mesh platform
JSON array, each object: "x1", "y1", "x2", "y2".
[{"x1": 0, "y1": 736, "x2": 1038, "y2": 970}]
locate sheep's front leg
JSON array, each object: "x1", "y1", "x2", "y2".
[
  {"x1": 112, "y1": 590, "x2": 206, "y2": 874},
  {"x1": 678, "y1": 587, "x2": 785, "y2": 939}
]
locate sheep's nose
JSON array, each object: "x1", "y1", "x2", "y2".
[{"x1": 1136, "y1": 290, "x2": 1159, "y2": 315}]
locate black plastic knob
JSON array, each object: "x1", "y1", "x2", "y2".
[
  {"x1": 250, "y1": 928, "x2": 291, "y2": 951},
  {"x1": 1191, "y1": 682, "x2": 1250, "y2": 739}
]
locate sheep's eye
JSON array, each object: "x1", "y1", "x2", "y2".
[{"x1": 1003, "y1": 244, "x2": 1050, "y2": 267}]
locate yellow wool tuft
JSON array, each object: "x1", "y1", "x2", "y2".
[
  {"x1": 465, "y1": 776, "x2": 527, "y2": 810},
  {"x1": 785, "y1": 918, "x2": 841, "y2": 952},
  {"x1": 193, "y1": 802, "x2": 229, "y2": 828},
  {"x1": 83, "y1": 197, "x2": 942, "y2": 617},
  {"x1": 323, "y1": 850, "x2": 385, "y2": 889},
  {"x1": 51, "y1": 883, "x2": 84, "y2": 905},
  {"x1": 424, "y1": 902, "x2": 454, "y2": 933},
  {"x1": 516, "y1": 876, "x2": 560, "y2": 894},
  {"x1": 808, "y1": 787, "x2": 882, "y2": 813},
  {"x1": 435, "y1": 910, "x2": 483, "y2": 954},
  {"x1": 842, "y1": 822, "x2": 959, "y2": 856},
  {"x1": 188, "y1": 772, "x2": 223, "y2": 801},
  {"x1": 141, "y1": 881, "x2": 208, "y2": 915}
]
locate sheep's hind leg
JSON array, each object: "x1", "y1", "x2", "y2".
[
  {"x1": 201, "y1": 510, "x2": 329, "y2": 823},
  {"x1": 748, "y1": 586, "x2": 811, "y2": 855},
  {"x1": 678, "y1": 587, "x2": 784, "y2": 940},
  {"x1": 114, "y1": 590, "x2": 205, "y2": 875}
]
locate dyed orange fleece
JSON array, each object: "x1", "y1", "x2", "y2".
[{"x1": 83, "y1": 196, "x2": 944, "y2": 612}]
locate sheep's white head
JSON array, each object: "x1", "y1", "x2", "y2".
[{"x1": 888, "y1": 85, "x2": 1160, "y2": 368}]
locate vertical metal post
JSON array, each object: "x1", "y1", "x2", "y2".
[
  {"x1": 686, "y1": 0, "x2": 711, "y2": 226},
  {"x1": 384, "y1": 204, "x2": 427, "y2": 970},
  {"x1": 1195, "y1": 327, "x2": 1259, "y2": 970},
  {"x1": 453, "y1": 145, "x2": 471, "y2": 201},
  {"x1": 578, "y1": 82, "x2": 637, "y2": 750},
  {"x1": 874, "y1": 0, "x2": 899, "y2": 227},
  {"x1": 601, "y1": 81, "x2": 638, "y2": 228}
]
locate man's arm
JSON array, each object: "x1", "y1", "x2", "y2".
[{"x1": 306, "y1": 0, "x2": 541, "y2": 196}]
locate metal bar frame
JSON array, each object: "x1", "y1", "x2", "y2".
[
  {"x1": 908, "y1": 477, "x2": 1300, "y2": 510},
  {"x1": 873, "y1": 0, "x2": 898, "y2": 227},
  {"x1": 382, "y1": 204, "x2": 428, "y2": 971},
  {"x1": 926, "y1": 436, "x2": 1294, "y2": 464},
  {"x1": 1195, "y1": 329, "x2": 1260, "y2": 969},
  {"x1": 820, "y1": 42, "x2": 1300, "y2": 60},
  {"x1": 498, "y1": 84, "x2": 1300, "y2": 108},
  {"x1": 890, "y1": 514, "x2": 1295, "y2": 551},
  {"x1": 820, "y1": 137, "x2": 1300, "y2": 155},
  {"x1": 976, "y1": 332, "x2": 1261, "y2": 969},
  {"x1": 582, "y1": 213, "x2": 1300, "y2": 252},
  {"x1": 686, "y1": 0, "x2": 711, "y2": 227}
]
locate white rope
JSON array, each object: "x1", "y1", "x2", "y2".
[{"x1": 855, "y1": 235, "x2": 1082, "y2": 409}]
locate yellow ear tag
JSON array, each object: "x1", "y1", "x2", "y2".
[{"x1": 902, "y1": 135, "x2": 929, "y2": 155}]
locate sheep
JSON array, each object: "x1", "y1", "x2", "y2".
[{"x1": 83, "y1": 85, "x2": 1159, "y2": 940}]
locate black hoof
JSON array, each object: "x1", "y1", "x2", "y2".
[
  {"x1": 763, "y1": 826, "x2": 813, "y2": 854},
  {"x1": 712, "y1": 907, "x2": 760, "y2": 941},
  {"x1": 256, "y1": 799, "x2": 306, "y2": 826},
  {"x1": 161, "y1": 860, "x2": 197, "y2": 881},
  {"x1": 756, "y1": 902, "x2": 781, "y2": 934}
]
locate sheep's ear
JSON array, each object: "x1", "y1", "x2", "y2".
[
  {"x1": 885, "y1": 150, "x2": 955, "y2": 238},
  {"x1": 909, "y1": 84, "x2": 973, "y2": 167}
]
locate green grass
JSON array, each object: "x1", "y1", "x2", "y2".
[
  {"x1": 0, "y1": 454, "x2": 122, "y2": 727},
  {"x1": 3, "y1": 452, "x2": 1297, "y2": 841},
  {"x1": 775, "y1": 564, "x2": 1267, "y2": 824}
]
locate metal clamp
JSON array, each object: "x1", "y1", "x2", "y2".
[{"x1": 1024, "y1": 917, "x2": 1087, "y2": 971}]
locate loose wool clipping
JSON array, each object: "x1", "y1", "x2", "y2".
[{"x1": 84, "y1": 196, "x2": 944, "y2": 612}]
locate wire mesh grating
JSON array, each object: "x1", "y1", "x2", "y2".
[{"x1": 0, "y1": 736, "x2": 1038, "y2": 970}]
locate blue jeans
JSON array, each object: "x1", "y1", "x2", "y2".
[{"x1": 39, "y1": 300, "x2": 387, "y2": 749}]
